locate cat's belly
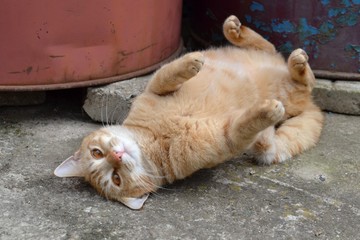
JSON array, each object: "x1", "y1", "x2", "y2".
[
  {"x1": 169, "y1": 59, "x2": 259, "y2": 117},
  {"x1": 129, "y1": 47, "x2": 289, "y2": 122}
]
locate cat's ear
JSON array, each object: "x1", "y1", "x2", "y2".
[
  {"x1": 120, "y1": 194, "x2": 149, "y2": 210},
  {"x1": 54, "y1": 151, "x2": 85, "y2": 177}
]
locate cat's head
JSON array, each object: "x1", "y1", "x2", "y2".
[{"x1": 54, "y1": 126, "x2": 155, "y2": 210}]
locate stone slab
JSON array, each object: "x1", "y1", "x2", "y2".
[
  {"x1": 83, "y1": 76, "x2": 360, "y2": 124},
  {"x1": 83, "y1": 75, "x2": 152, "y2": 124},
  {"x1": 313, "y1": 79, "x2": 360, "y2": 115}
]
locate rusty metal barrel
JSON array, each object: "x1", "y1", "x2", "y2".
[{"x1": 0, "y1": 0, "x2": 183, "y2": 90}]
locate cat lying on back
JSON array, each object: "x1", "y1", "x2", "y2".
[{"x1": 54, "y1": 15, "x2": 324, "y2": 209}]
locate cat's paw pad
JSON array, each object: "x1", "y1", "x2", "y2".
[
  {"x1": 180, "y1": 52, "x2": 205, "y2": 78},
  {"x1": 260, "y1": 99, "x2": 285, "y2": 123},
  {"x1": 223, "y1": 15, "x2": 241, "y2": 38},
  {"x1": 288, "y1": 48, "x2": 309, "y2": 73}
]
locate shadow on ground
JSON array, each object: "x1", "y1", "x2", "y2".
[{"x1": 0, "y1": 90, "x2": 359, "y2": 239}]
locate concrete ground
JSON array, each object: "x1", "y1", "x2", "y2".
[{"x1": 1, "y1": 89, "x2": 360, "y2": 240}]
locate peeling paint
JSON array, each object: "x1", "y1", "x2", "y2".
[
  {"x1": 250, "y1": 2, "x2": 264, "y2": 12},
  {"x1": 298, "y1": 18, "x2": 319, "y2": 40},
  {"x1": 318, "y1": 21, "x2": 336, "y2": 43},
  {"x1": 342, "y1": 0, "x2": 352, "y2": 7},
  {"x1": 278, "y1": 41, "x2": 294, "y2": 53},
  {"x1": 328, "y1": 8, "x2": 347, "y2": 18},
  {"x1": 192, "y1": 0, "x2": 360, "y2": 74},
  {"x1": 345, "y1": 44, "x2": 360, "y2": 63},
  {"x1": 271, "y1": 19, "x2": 296, "y2": 33},
  {"x1": 245, "y1": 15, "x2": 252, "y2": 24},
  {"x1": 251, "y1": 2, "x2": 357, "y2": 72},
  {"x1": 336, "y1": 12, "x2": 358, "y2": 26}
]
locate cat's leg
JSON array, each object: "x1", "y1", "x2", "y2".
[
  {"x1": 227, "y1": 99, "x2": 285, "y2": 151},
  {"x1": 251, "y1": 103, "x2": 324, "y2": 164},
  {"x1": 146, "y1": 52, "x2": 204, "y2": 95},
  {"x1": 223, "y1": 15, "x2": 276, "y2": 54},
  {"x1": 251, "y1": 49, "x2": 322, "y2": 164},
  {"x1": 288, "y1": 48, "x2": 315, "y2": 91},
  {"x1": 168, "y1": 99, "x2": 284, "y2": 179}
]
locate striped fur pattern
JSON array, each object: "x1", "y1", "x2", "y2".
[{"x1": 54, "y1": 15, "x2": 324, "y2": 209}]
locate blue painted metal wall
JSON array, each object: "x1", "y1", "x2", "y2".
[{"x1": 187, "y1": 0, "x2": 360, "y2": 78}]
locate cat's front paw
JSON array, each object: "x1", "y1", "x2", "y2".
[
  {"x1": 288, "y1": 48, "x2": 309, "y2": 73},
  {"x1": 223, "y1": 15, "x2": 242, "y2": 38},
  {"x1": 260, "y1": 99, "x2": 285, "y2": 124},
  {"x1": 179, "y1": 52, "x2": 205, "y2": 79}
]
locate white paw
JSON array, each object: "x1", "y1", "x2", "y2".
[{"x1": 256, "y1": 152, "x2": 289, "y2": 165}]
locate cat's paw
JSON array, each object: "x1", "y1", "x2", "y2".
[
  {"x1": 223, "y1": 15, "x2": 241, "y2": 38},
  {"x1": 260, "y1": 99, "x2": 285, "y2": 123},
  {"x1": 288, "y1": 48, "x2": 309, "y2": 74},
  {"x1": 179, "y1": 52, "x2": 205, "y2": 79}
]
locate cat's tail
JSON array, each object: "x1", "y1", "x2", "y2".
[{"x1": 251, "y1": 103, "x2": 324, "y2": 164}]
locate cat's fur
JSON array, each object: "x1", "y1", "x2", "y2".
[{"x1": 54, "y1": 16, "x2": 324, "y2": 209}]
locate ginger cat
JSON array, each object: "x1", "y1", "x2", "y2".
[{"x1": 54, "y1": 16, "x2": 324, "y2": 209}]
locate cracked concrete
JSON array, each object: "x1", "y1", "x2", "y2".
[{"x1": 1, "y1": 90, "x2": 360, "y2": 240}]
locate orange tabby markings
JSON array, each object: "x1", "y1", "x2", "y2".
[{"x1": 54, "y1": 15, "x2": 324, "y2": 209}]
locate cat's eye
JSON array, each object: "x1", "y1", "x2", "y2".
[
  {"x1": 91, "y1": 148, "x2": 104, "y2": 159},
  {"x1": 112, "y1": 172, "x2": 121, "y2": 186}
]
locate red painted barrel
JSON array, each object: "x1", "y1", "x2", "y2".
[
  {"x1": 187, "y1": 0, "x2": 360, "y2": 80},
  {"x1": 0, "y1": 0, "x2": 183, "y2": 90}
]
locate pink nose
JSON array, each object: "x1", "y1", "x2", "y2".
[
  {"x1": 113, "y1": 151, "x2": 124, "y2": 159},
  {"x1": 107, "y1": 151, "x2": 124, "y2": 167}
]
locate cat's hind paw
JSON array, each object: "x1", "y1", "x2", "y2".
[
  {"x1": 288, "y1": 48, "x2": 308, "y2": 74},
  {"x1": 223, "y1": 15, "x2": 242, "y2": 38},
  {"x1": 252, "y1": 135, "x2": 290, "y2": 165},
  {"x1": 288, "y1": 48, "x2": 315, "y2": 88},
  {"x1": 256, "y1": 153, "x2": 286, "y2": 165}
]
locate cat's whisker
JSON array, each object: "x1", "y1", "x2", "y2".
[
  {"x1": 109, "y1": 104, "x2": 119, "y2": 126},
  {"x1": 141, "y1": 167, "x2": 166, "y2": 179},
  {"x1": 105, "y1": 94, "x2": 110, "y2": 127},
  {"x1": 134, "y1": 174, "x2": 163, "y2": 195},
  {"x1": 100, "y1": 97, "x2": 105, "y2": 127},
  {"x1": 115, "y1": 106, "x2": 129, "y2": 125},
  {"x1": 142, "y1": 173, "x2": 166, "y2": 179},
  {"x1": 136, "y1": 173, "x2": 172, "y2": 193},
  {"x1": 118, "y1": 113, "x2": 126, "y2": 125},
  {"x1": 101, "y1": 97, "x2": 106, "y2": 127},
  {"x1": 141, "y1": 165, "x2": 169, "y2": 179},
  {"x1": 110, "y1": 103, "x2": 125, "y2": 126},
  {"x1": 92, "y1": 174, "x2": 107, "y2": 198},
  {"x1": 136, "y1": 179, "x2": 156, "y2": 196}
]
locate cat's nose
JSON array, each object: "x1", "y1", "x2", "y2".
[
  {"x1": 113, "y1": 151, "x2": 124, "y2": 159},
  {"x1": 107, "y1": 151, "x2": 124, "y2": 167}
]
